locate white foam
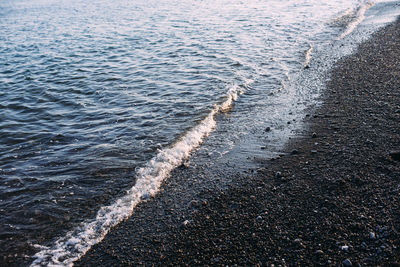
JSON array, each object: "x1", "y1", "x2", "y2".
[
  {"x1": 303, "y1": 45, "x2": 313, "y2": 68},
  {"x1": 337, "y1": 1, "x2": 374, "y2": 40},
  {"x1": 30, "y1": 84, "x2": 246, "y2": 266}
]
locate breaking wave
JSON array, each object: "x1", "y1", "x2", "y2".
[
  {"x1": 337, "y1": 1, "x2": 374, "y2": 40},
  {"x1": 30, "y1": 82, "x2": 249, "y2": 266}
]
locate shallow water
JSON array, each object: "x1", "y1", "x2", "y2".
[{"x1": 0, "y1": 0, "x2": 398, "y2": 265}]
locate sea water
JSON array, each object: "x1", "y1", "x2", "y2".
[{"x1": 0, "y1": 0, "x2": 399, "y2": 265}]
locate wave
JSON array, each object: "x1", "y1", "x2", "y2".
[
  {"x1": 30, "y1": 82, "x2": 249, "y2": 266},
  {"x1": 336, "y1": 1, "x2": 374, "y2": 40}
]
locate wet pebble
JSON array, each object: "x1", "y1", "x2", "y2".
[
  {"x1": 343, "y1": 259, "x2": 352, "y2": 266},
  {"x1": 141, "y1": 193, "x2": 150, "y2": 200},
  {"x1": 340, "y1": 245, "x2": 349, "y2": 251},
  {"x1": 312, "y1": 132, "x2": 317, "y2": 138},
  {"x1": 275, "y1": 171, "x2": 282, "y2": 178},
  {"x1": 265, "y1": 127, "x2": 271, "y2": 132},
  {"x1": 369, "y1": 232, "x2": 376, "y2": 239},
  {"x1": 189, "y1": 200, "x2": 200, "y2": 208},
  {"x1": 315, "y1": 250, "x2": 324, "y2": 255}
]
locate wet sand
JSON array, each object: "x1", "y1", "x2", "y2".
[{"x1": 76, "y1": 19, "x2": 400, "y2": 266}]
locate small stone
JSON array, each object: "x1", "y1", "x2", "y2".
[
  {"x1": 256, "y1": 216, "x2": 263, "y2": 222},
  {"x1": 275, "y1": 171, "x2": 282, "y2": 178},
  {"x1": 343, "y1": 259, "x2": 352, "y2": 267},
  {"x1": 141, "y1": 193, "x2": 150, "y2": 200},
  {"x1": 369, "y1": 232, "x2": 376, "y2": 239},
  {"x1": 189, "y1": 200, "x2": 200, "y2": 208},
  {"x1": 389, "y1": 151, "x2": 400, "y2": 161},
  {"x1": 312, "y1": 132, "x2": 317, "y2": 138},
  {"x1": 265, "y1": 127, "x2": 271, "y2": 132},
  {"x1": 257, "y1": 168, "x2": 266, "y2": 173},
  {"x1": 183, "y1": 220, "x2": 190, "y2": 226},
  {"x1": 311, "y1": 150, "x2": 317, "y2": 154},
  {"x1": 287, "y1": 121, "x2": 291, "y2": 124},
  {"x1": 212, "y1": 257, "x2": 221, "y2": 263},
  {"x1": 315, "y1": 250, "x2": 324, "y2": 255},
  {"x1": 361, "y1": 242, "x2": 367, "y2": 249},
  {"x1": 291, "y1": 149, "x2": 298, "y2": 155},
  {"x1": 340, "y1": 245, "x2": 349, "y2": 251}
]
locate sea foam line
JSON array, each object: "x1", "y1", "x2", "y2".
[
  {"x1": 30, "y1": 84, "x2": 246, "y2": 267},
  {"x1": 337, "y1": 0, "x2": 374, "y2": 40},
  {"x1": 303, "y1": 44, "x2": 313, "y2": 69}
]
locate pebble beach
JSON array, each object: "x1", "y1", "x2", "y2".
[{"x1": 75, "y1": 16, "x2": 400, "y2": 267}]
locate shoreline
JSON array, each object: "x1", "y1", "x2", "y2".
[{"x1": 76, "y1": 18, "x2": 400, "y2": 266}]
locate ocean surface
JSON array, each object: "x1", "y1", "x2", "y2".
[{"x1": 0, "y1": 0, "x2": 399, "y2": 265}]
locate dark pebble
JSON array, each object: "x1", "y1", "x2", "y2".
[
  {"x1": 312, "y1": 132, "x2": 317, "y2": 138},
  {"x1": 315, "y1": 250, "x2": 324, "y2": 255},
  {"x1": 343, "y1": 259, "x2": 352, "y2": 267},
  {"x1": 265, "y1": 127, "x2": 271, "y2": 132},
  {"x1": 141, "y1": 193, "x2": 150, "y2": 200},
  {"x1": 389, "y1": 150, "x2": 400, "y2": 161},
  {"x1": 291, "y1": 149, "x2": 298, "y2": 155}
]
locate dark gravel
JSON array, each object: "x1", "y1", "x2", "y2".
[{"x1": 76, "y1": 19, "x2": 400, "y2": 266}]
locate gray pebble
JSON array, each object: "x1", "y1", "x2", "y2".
[
  {"x1": 141, "y1": 193, "x2": 150, "y2": 200},
  {"x1": 369, "y1": 232, "x2": 376, "y2": 239},
  {"x1": 343, "y1": 259, "x2": 352, "y2": 267}
]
